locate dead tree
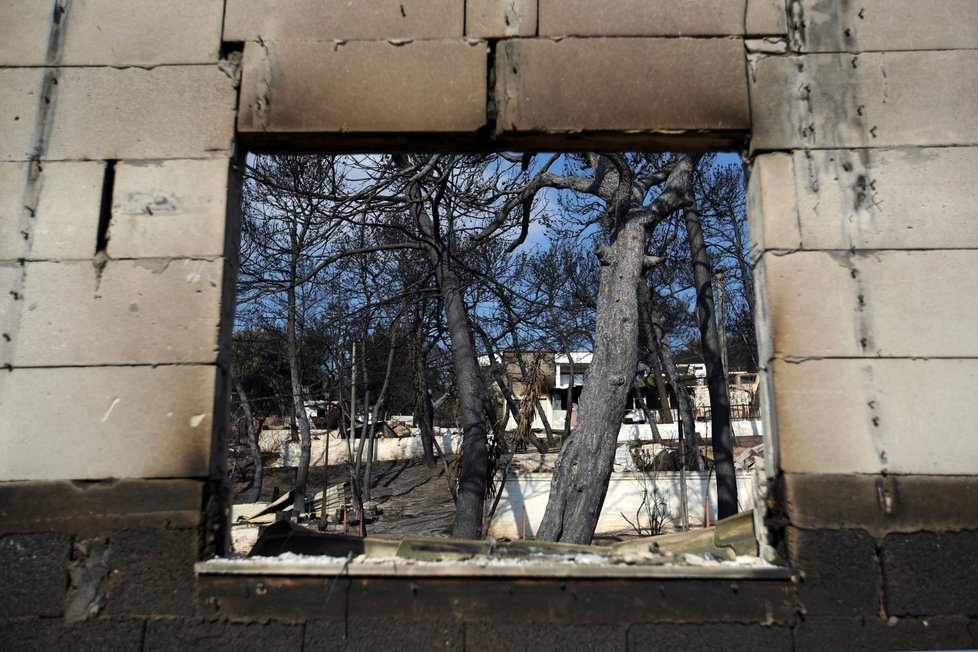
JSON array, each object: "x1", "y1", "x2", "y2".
[
  {"x1": 683, "y1": 198, "x2": 737, "y2": 519},
  {"x1": 638, "y1": 282, "x2": 706, "y2": 471},
  {"x1": 530, "y1": 153, "x2": 700, "y2": 544},
  {"x1": 231, "y1": 368, "x2": 263, "y2": 502}
]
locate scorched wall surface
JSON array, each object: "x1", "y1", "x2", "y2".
[{"x1": 1, "y1": 1, "x2": 976, "y2": 649}]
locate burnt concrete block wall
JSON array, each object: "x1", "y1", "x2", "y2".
[
  {"x1": 746, "y1": 1, "x2": 978, "y2": 648},
  {"x1": 2, "y1": 1, "x2": 977, "y2": 649}
]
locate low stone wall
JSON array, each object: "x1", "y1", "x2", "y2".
[
  {"x1": 488, "y1": 471, "x2": 757, "y2": 539},
  {"x1": 260, "y1": 421, "x2": 764, "y2": 468},
  {"x1": 618, "y1": 420, "x2": 763, "y2": 443},
  {"x1": 264, "y1": 430, "x2": 462, "y2": 467}
]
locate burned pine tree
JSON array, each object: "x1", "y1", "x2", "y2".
[{"x1": 482, "y1": 153, "x2": 701, "y2": 544}]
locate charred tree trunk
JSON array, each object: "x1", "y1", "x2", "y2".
[
  {"x1": 397, "y1": 155, "x2": 489, "y2": 540},
  {"x1": 437, "y1": 261, "x2": 490, "y2": 539},
  {"x1": 536, "y1": 216, "x2": 646, "y2": 543},
  {"x1": 631, "y1": 378, "x2": 663, "y2": 443},
  {"x1": 412, "y1": 333, "x2": 438, "y2": 469},
  {"x1": 363, "y1": 339, "x2": 397, "y2": 502},
  {"x1": 648, "y1": 342, "x2": 674, "y2": 423},
  {"x1": 354, "y1": 384, "x2": 370, "y2": 478},
  {"x1": 638, "y1": 282, "x2": 704, "y2": 470},
  {"x1": 684, "y1": 202, "x2": 738, "y2": 520},
  {"x1": 537, "y1": 155, "x2": 697, "y2": 544},
  {"x1": 288, "y1": 280, "x2": 313, "y2": 517},
  {"x1": 231, "y1": 369, "x2": 263, "y2": 502}
]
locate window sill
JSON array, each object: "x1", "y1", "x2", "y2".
[{"x1": 197, "y1": 556, "x2": 795, "y2": 580}]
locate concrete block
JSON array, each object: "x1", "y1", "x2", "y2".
[
  {"x1": 783, "y1": 473, "x2": 978, "y2": 537},
  {"x1": 0, "y1": 1, "x2": 53, "y2": 65},
  {"x1": 0, "y1": 619, "x2": 145, "y2": 652},
  {"x1": 774, "y1": 358, "x2": 978, "y2": 475},
  {"x1": 0, "y1": 68, "x2": 43, "y2": 162},
  {"x1": 0, "y1": 532, "x2": 72, "y2": 617},
  {"x1": 786, "y1": 528, "x2": 881, "y2": 617},
  {"x1": 747, "y1": 153, "x2": 801, "y2": 251},
  {"x1": 199, "y1": 573, "x2": 797, "y2": 625},
  {"x1": 47, "y1": 66, "x2": 235, "y2": 161},
  {"x1": 146, "y1": 619, "x2": 304, "y2": 651},
  {"x1": 765, "y1": 250, "x2": 859, "y2": 357},
  {"x1": 306, "y1": 619, "x2": 463, "y2": 651},
  {"x1": 882, "y1": 531, "x2": 978, "y2": 617},
  {"x1": 0, "y1": 162, "x2": 28, "y2": 261},
  {"x1": 61, "y1": 0, "x2": 223, "y2": 65},
  {"x1": 238, "y1": 39, "x2": 486, "y2": 134},
  {"x1": 628, "y1": 624, "x2": 792, "y2": 651},
  {"x1": 751, "y1": 50, "x2": 978, "y2": 150},
  {"x1": 13, "y1": 258, "x2": 223, "y2": 366},
  {"x1": 224, "y1": 0, "x2": 463, "y2": 41},
  {"x1": 29, "y1": 162, "x2": 105, "y2": 261},
  {"x1": 746, "y1": 0, "x2": 787, "y2": 36},
  {"x1": 0, "y1": 479, "x2": 203, "y2": 535},
  {"x1": 798, "y1": 0, "x2": 978, "y2": 53},
  {"x1": 765, "y1": 250, "x2": 978, "y2": 358},
  {"x1": 110, "y1": 159, "x2": 230, "y2": 259},
  {"x1": 496, "y1": 38, "x2": 749, "y2": 134},
  {"x1": 466, "y1": 0, "x2": 537, "y2": 38},
  {"x1": 105, "y1": 528, "x2": 198, "y2": 616},
  {"x1": 468, "y1": 622, "x2": 626, "y2": 651},
  {"x1": 795, "y1": 147, "x2": 978, "y2": 250},
  {"x1": 538, "y1": 0, "x2": 745, "y2": 36},
  {"x1": 794, "y1": 616, "x2": 974, "y2": 652},
  {"x1": 0, "y1": 263, "x2": 24, "y2": 365},
  {"x1": 0, "y1": 365, "x2": 217, "y2": 480}
]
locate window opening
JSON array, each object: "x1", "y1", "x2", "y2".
[{"x1": 224, "y1": 151, "x2": 767, "y2": 569}]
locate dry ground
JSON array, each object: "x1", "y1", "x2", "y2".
[
  {"x1": 234, "y1": 459, "x2": 458, "y2": 539},
  {"x1": 231, "y1": 434, "x2": 763, "y2": 544}
]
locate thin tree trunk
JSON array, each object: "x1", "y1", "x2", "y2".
[
  {"x1": 648, "y1": 340, "x2": 674, "y2": 423},
  {"x1": 727, "y1": 208, "x2": 755, "y2": 314},
  {"x1": 716, "y1": 272, "x2": 730, "y2": 380},
  {"x1": 319, "y1": 424, "x2": 330, "y2": 530},
  {"x1": 348, "y1": 343, "x2": 356, "y2": 460},
  {"x1": 363, "y1": 337, "x2": 397, "y2": 502},
  {"x1": 396, "y1": 155, "x2": 489, "y2": 540},
  {"x1": 684, "y1": 202, "x2": 738, "y2": 520},
  {"x1": 231, "y1": 369, "x2": 263, "y2": 502},
  {"x1": 288, "y1": 281, "x2": 313, "y2": 517},
  {"x1": 412, "y1": 334, "x2": 437, "y2": 469},
  {"x1": 638, "y1": 282, "x2": 705, "y2": 470},
  {"x1": 534, "y1": 399, "x2": 556, "y2": 449},
  {"x1": 355, "y1": 387, "x2": 370, "y2": 477},
  {"x1": 429, "y1": 428, "x2": 458, "y2": 504},
  {"x1": 632, "y1": 378, "x2": 663, "y2": 443}
]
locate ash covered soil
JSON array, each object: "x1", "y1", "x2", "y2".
[
  {"x1": 234, "y1": 459, "x2": 460, "y2": 539},
  {"x1": 233, "y1": 459, "x2": 630, "y2": 543}
]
